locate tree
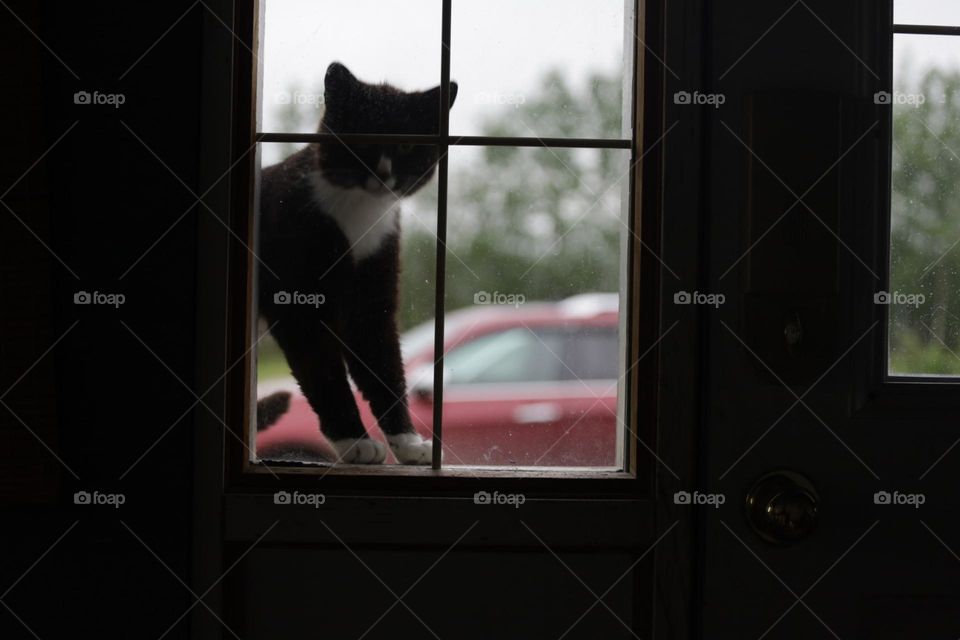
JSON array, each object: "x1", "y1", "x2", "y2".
[
  {"x1": 399, "y1": 69, "x2": 625, "y2": 329},
  {"x1": 890, "y1": 67, "x2": 960, "y2": 374},
  {"x1": 262, "y1": 64, "x2": 960, "y2": 376}
]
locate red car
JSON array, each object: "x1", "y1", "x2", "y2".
[{"x1": 256, "y1": 293, "x2": 620, "y2": 467}]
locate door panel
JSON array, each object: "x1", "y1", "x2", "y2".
[
  {"x1": 235, "y1": 548, "x2": 644, "y2": 640},
  {"x1": 699, "y1": 1, "x2": 960, "y2": 638}
]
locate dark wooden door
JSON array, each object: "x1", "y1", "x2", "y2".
[{"x1": 693, "y1": 1, "x2": 960, "y2": 637}]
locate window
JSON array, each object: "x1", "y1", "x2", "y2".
[
  {"x1": 248, "y1": 0, "x2": 639, "y2": 471},
  {"x1": 888, "y1": 2, "x2": 960, "y2": 376}
]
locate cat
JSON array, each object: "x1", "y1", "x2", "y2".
[{"x1": 256, "y1": 62, "x2": 457, "y2": 464}]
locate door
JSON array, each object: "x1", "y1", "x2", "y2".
[
  {"x1": 694, "y1": 1, "x2": 960, "y2": 637},
  {"x1": 191, "y1": 1, "x2": 695, "y2": 639}
]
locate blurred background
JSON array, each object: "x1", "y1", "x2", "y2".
[
  {"x1": 256, "y1": 0, "x2": 627, "y2": 385},
  {"x1": 252, "y1": 1, "x2": 630, "y2": 466},
  {"x1": 891, "y1": 0, "x2": 960, "y2": 374},
  {"x1": 255, "y1": 0, "x2": 960, "y2": 394}
]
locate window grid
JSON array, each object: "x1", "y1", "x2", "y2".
[
  {"x1": 893, "y1": 24, "x2": 960, "y2": 36},
  {"x1": 254, "y1": 0, "x2": 635, "y2": 470}
]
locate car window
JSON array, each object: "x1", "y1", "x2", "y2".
[
  {"x1": 400, "y1": 311, "x2": 474, "y2": 361},
  {"x1": 562, "y1": 326, "x2": 618, "y2": 380},
  {"x1": 445, "y1": 328, "x2": 565, "y2": 384}
]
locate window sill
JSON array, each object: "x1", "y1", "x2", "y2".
[{"x1": 247, "y1": 459, "x2": 629, "y2": 480}]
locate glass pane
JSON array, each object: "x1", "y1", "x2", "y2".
[
  {"x1": 432, "y1": 145, "x2": 629, "y2": 468},
  {"x1": 889, "y1": 34, "x2": 960, "y2": 375},
  {"x1": 252, "y1": 142, "x2": 438, "y2": 463},
  {"x1": 450, "y1": 0, "x2": 629, "y2": 139},
  {"x1": 260, "y1": 0, "x2": 441, "y2": 134},
  {"x1": 895, "y1": 0, "x2": 960, "y2": 26}
]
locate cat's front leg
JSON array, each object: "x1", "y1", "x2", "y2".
[
  {"x1": 269, "y1": 319, "x2": 387, "y2": 464},
  {"x1": 344, "y1": 250, "x2": 434, "y2": 465},
  {"x1": 343, "y1": 337, "x2": 435, "y2": 465},
  {"x1": 384, "y1": 432, "x2": 433, "y2": 465}
]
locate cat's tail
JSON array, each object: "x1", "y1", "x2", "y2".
[{"x1": 256, "y1": 391, "x2": 291, "y2": 431}]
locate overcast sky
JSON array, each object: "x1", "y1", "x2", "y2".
[
  {"x1": 260, "y1": 0, "x2": 626, "y2": 162},
  {"x1": 895, "y1": 0, "x2": 960, "y2": 87},
  {"x1": 258, "y1": 0, "x2": 960, "y2": 155},
  {"x1": 895, "y1": 0, "x2": 960, "y2": 26}
]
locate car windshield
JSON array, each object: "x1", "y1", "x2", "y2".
[{"x1": 400, "y1": 310, "x2": 478, "y2": 361}]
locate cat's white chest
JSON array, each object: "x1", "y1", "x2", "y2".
[{"x1": 309, "y1": 173, "x2": 399, "y2": 261}]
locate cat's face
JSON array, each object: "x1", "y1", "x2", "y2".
[{"x1": 318, "y1": 62, "x2": 458, "y2": 197}]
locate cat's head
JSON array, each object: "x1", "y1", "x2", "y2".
[{"x1": 318, "y1": 62, "x2": 457, "y2": 196}]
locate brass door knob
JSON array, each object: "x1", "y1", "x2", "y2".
[{"x1": 745, "y1": 471, "x2": 819, "y2": 545}]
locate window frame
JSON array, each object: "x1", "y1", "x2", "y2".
[
  {"x1": 852, "y1": 0, "x2": 960, "y2": 418},
  {"x1": 215, "y1": 0, "x2": 665, "y2": 494}
]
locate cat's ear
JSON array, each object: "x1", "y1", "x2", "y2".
[
  {"x1": 324, "y1": 62, "x2": 358, "y2": 101},
  {"x1": 424, "y1": 82, "x2": 458, "y2": 109}
]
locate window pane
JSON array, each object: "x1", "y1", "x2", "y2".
[
  {"x1": 895, "y1": 0, "x2": 960, "y2": 26},
  {"x1": 450, "y1": 0, "x2": 629, "y2": 139},
  {"x1": 889, "y1": 35, "x2": 960, "y2": 375},
  {"x1": 252, "y1": 142, "x2": 438, "y2": 463},
  {"x1": 431, "y1": 146, "x2": 628, "y2": 468},
  {"x1": 260, "y1": 0, "x2": 440, "y2": 134},
  {"x1": 251, "y1": 2, "x2": 636, "y2": 470}
]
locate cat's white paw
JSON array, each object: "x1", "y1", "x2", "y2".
[
  {"x1": 331, "y1": 438, "x2": 387, "y2": 464},
  {"x1": 387, "y1": 432, "x2": 435, "y2": 465}
]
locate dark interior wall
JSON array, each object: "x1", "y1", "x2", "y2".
[
  {"x1": 1, "y1": 1, "x2": 203, "y2": 637},
  {"x1": 2, "y1": 1, "x2": 932, "y2": 638}
]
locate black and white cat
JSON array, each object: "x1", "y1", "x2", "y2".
[{"x1": 256, "y1": 62, "x2": 457, "y2": 465}]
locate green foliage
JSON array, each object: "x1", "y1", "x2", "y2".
[
  {"x1": 261, "y1": 65, "x2": 960, "y2": 378},
  {"x1": 890, "y1": 67, "x2": 960, "y2": 374},
  {"x1": 890, "y1": 329, "x2": 960, "y2": 376},
  {"x1": 399, "y1": 69, "x2": 625, "y2": 329}
]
